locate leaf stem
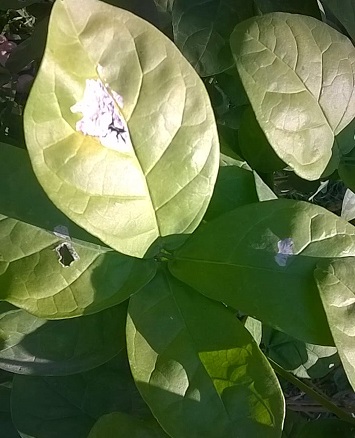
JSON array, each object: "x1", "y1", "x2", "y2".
[{"x1": 268, "y1": 358, "x2": 355, "y2": 425}]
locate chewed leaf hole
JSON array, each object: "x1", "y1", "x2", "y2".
[
  {"x1": 55, "y1": 242, "x2": 80, "y2": 268},
  {"x1": 275, "y1": 237, "x2": 294, "y2": 267},
  {"x1": 70, "y1": 78, "x2": 133, "y2": 153}
]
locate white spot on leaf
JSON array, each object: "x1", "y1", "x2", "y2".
[
  {"x1": 70, "y1": 79, "x2": 132, "y2": 153},
  {"x1": 275, "y1": 237, "x2": 293, "y2": 267},
  {"x1": 53, "y1": 225, "x2": 70, "y2": 241}
]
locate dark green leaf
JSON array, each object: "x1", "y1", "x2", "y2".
[
  {"x1": 127, "y1": 270, "x2": 284, "y2": 438},
  {"x1": 0, "y1": 301, "x2": 127, "y2": 376},
  {"x1": 299, "y1": 419, "x2": 355, "y2": 437},
  {"x1": 322, "y1": 0, "x2": 355, "y2": 42},
  {"x1": 204, "y1": 165, "x2": 259, "y2": 221},
  {"x1": 11, "y1": 353, "x2": 151, "y2": 438},
  {"x1": 170, "y1": 199, "x2": 355, "y2": 344},
  {"x1": 0, "y1": 382, "x2": 20, "y2": 438},
  {"x1": 238, "y1": 106, "x2": 285, "y2": 173},
  {"x1": 254, "y1": 0, "x2": 321, "y2": 19},
  {"x1": 0, "y1": 0, "x2": 41, "y2": 9},
  {"x1": 231, "y1": 13, "x2": 355, "y2": 180},
  {"x1": 339, "y1": 139, "x2": 355, "y2": 193},
  {"x1": 172, "y1": 0, "x2": 255, "y2": 76},
  {"x1": 6, "y1": 18, "x2": 48, "y2": 74},
  {"x1": 263, "y1": 327, "x2": 338, "y2": 379},
  {"x1": 88, "y1": 412, "x2": 168, "y2": 438},
  {"x1": 281, "y1": 410, "x2": 307, "y2": 438}
]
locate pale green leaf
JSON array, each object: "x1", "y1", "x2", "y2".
[
  {"x1": 127, "y1": 270, "x2": 284, "y2": 438},
  {"x1": 0, "y1": 215, "x2": 155, "y2": 318},
  {"x1": 231, "y1": 13, "x2": 355, "y2": 180},
  {"x1": 170, "y1": 199, "x2": 355, "y2": 344},
  {"x1": 341, "y1": 189, "x2": 355, "y2": 222},
  {"x1": 315, "y1": 257, "x2": 355, "y2": 391},
  {"x1": 24, "y1": 0, "x2": 219, "y2": 258}
]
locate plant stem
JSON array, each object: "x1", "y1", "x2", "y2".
[{"x1": 269, "y1": 358, "x2": 355, "y2": 425}]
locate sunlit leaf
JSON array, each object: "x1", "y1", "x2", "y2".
[
  {"x1": 315, "y1": 257, "x2": 355, "y2": 391},
  {"x1": 24, "y1": 0, "x2": 219, "y2": 258},
  {"x1": 231, "y1": 13, "x2": 355, "y2": 180},
  {"x1": 127, "y1": 270, "x2": 284, "y2": 437}
]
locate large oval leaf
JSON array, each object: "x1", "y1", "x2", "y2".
[
  {"x1": 230, "y1": 13, "x2": 355, "y2": 180},
  {"x1": 315, "y1": 257, "x2": 355, "y2": 391},
  {"x1": 127, "y1": 270, "x2": 284, "y2": 438},
  {"x1": 0, "y1": 301, "x2": 127, "y2": 376},
  {"x1": 24, "y1": 0, "x2": 219, "y2": 258},
  {"x1": 169, "y1": 199, "x2": 355, "y2": 344},
  {"x1": 0, "y1": 215, "x2": 155, "y2": 318}
]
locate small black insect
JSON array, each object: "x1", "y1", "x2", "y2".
[{"x1": 108, "y1": 123, "x2": 126, "y2": 143}]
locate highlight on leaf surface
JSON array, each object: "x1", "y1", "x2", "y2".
[
  {"x1": 231, "y1": 12, "x2": 355, "y2": 180},
  {"x1": 24, "y1": 0, "x2": 219, "y2": 258}
]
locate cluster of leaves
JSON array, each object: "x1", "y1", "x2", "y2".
[{"x1": 2, "y1": 0, "x2": 355, "y2": 437}]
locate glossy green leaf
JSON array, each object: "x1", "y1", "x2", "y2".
[
  {"x1": 263, "y1": 327, "x2": 338, "y2": 379},
  {"x1": 0, "y1": 382, "x2": 20, "y2": 438},
  {"x1": 11, "y1": 353, "x2": 151, "y2": 438},
  {"x1": 231, "y1": 13, "x2": 355, "y2": 180},
  {"x1": 127, "y1": 270, "x2": 284, "y2": 438},
  {"x1": 299, "y1": 419, "x2": 355, "y2": 437},
  {"x1": 322, "y1": 0, "x2": 355, "y2": 42},
  {"x1": 172, "y1": 0, "x2": 255, "y2": 76},
  {"x1": 315, "y1": 257, "x2": 355, "y2": 391},
  {"x1": 170, "y1": 199, "x2": 355, "y2": 344},
  {"x1": 24, "y1": 0, "x2": 219, "y2": 258},
  {"x1": 238, "y1": 106, "x2": 285, "y2": 173},
  {"x1": 88, "y1": 412, "x2": 168, "y2": 438},
  {"x1": 254, "y1": 0, "x2": 322, "y2": 19},
  {"x1": 0, "y1": 215, "x2": 156, "y2": 318},
  {"x1": 0, "y1": 301, "x2": 127, "y2": 376}
]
